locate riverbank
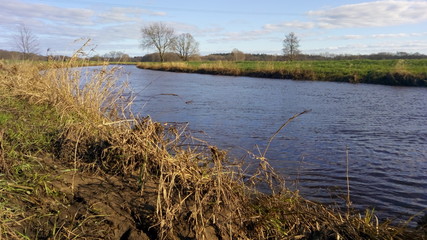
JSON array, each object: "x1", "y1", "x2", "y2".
[
  {"x1": 137, "y1": 59, "x2": 427, "y2": 87},
  {"x1": 1, "y1": 58, "x2": 425, "y2": 239}
]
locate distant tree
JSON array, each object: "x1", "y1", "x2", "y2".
[
  {"x1": 140, "y1": 22, "x2": 176, "y2": 62},
  {"x1": 141, "y1": 52, "x2": 161, "y2": 62},
  {"x1": 89, "y1": 54, "x2": 103, "y2": 62},
  {"x1": 173, "y1": 33, "x2": 199, "y2": 61},
  {"x1": 203, "y1": 54, "x2": 227, "y2": 61},
  {"x1": 282, "y1": 32, "x2": 300, "y2": 61},
  {"x1": 231, "y1": 48, "x2": 245, "y2": 61},
  {"x1": 121, "y1": 53, "x2": 130, "y2": 62},
  {"x1": 103, "y1": 51, "x2": 130, "y2": 62},
  {"x1": 14, "y1": 24, "x2": 39, "y2": 59},
  {"x1": 141, "y1": 52, "x2": 181, "y2": 62}
]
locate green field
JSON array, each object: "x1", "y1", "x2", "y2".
[{"x1": 137, "y1": 59, "x2": 427, "y2": 86}]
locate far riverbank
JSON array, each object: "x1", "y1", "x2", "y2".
[{"x1": 137, "y1": 59, "x2": 427, "y2": 86}]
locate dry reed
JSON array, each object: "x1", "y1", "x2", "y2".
[{"x1": 1, "y1": 46, "x2": 424, "y2": 239}]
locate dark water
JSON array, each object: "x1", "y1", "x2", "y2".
[{"x1": 113, "y1": 65, "x2": 426, "y2": 224}]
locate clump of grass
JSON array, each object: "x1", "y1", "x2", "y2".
[{"x1": 1, "y1": 46, "x2": 425, "y2": 239}]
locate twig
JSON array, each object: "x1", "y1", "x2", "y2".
[
  {"x1": 0, "y1": 129, "x2": 7, "y2": 174},
  {"x1": 346, "y1": 146, "x2": 352, "y2": 214},
  {"x1": 262, "y1": 110, "x2": 311, "y2": 158},
  {"x1": 72, "y1": 127, "x2": 85, "y2": 196}
]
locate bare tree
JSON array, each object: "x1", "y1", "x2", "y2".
[
  {"x1": 103, "y1": 51, "x2": 130, "y2": 62},
  {"x1": 140, "y1": 22, "x2": 176, "y2": 62},
  {"x1": 14, "y1": 24, "x2": 39, "y2": 59},
  {"x1": 283, "y1": 32, "x2": 300, "y2": 61},
  {"x1": 231, "y1": 48, "x2": 245, "y2": 61},
  {"x1": 173, "y1": 33, "x2": 199, "y2": 61}
]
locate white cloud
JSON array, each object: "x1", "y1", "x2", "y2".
[
  {"x1": 372, "y1": 33, "x2": 408, "y2": 38},
  {"x1": 343, "y1": 35, "x2": 364, "y2": 40},
  {"x1": 98, "y1": 7, "x2": 165, "y2": 23},
  {"x1": 1, "y1": 0, "x2": 166, "y2": 28},
  {"x1": 312, "y1": 34, "x2": 362, "y2": 41},
  {"x1": 371, "y1": 32, "x2": 427, "y2": 38},
  {"x1": 304, "y1": 40, "x2": 427, "y2": 54},
  {"x1": 98, "y1": 8, "x2": 141, "y2": 23},
  {"x1": 264, "y1": 21, "x2": 315, "y2": 30},
  {"x1": 321, "y1": 31, "x2": 427, "y2": 41},
  {"x1": 209, "y1": 29, "x2": 272, "y2": 42},
  {"x1": 0, "y1": 0, "x2": 173, "y2": 55},
  {"x1": 1, "y1": 1, "x2": 94, "y2": 26},
  {"x1": 100, "y1": 24, "x2": 142, "y2": 40},
  {"x1": 212, "y1": 21, "x2": 314, "y2": 43},
  {"x1": 308, "y1": 0, "x2": 427, "y2": 28}
]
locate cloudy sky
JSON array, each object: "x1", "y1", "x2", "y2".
[{"x1": 1, "y1": 0, "x2": 427, "y2": 56}]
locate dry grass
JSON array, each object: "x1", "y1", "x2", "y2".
[
  {"x1": 138, "y1": 61, "x2": 243, "y2": 76},
  {"x1": 1, "y1": 47, "x2": 425, "y2": 239}
]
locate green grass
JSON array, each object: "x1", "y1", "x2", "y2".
[
  {"x1": 1, "y1": 95, "x2": 60, "y2": 153},
  {"x1": 137, "y1": 59, "x2": 427, "y2": 86},
  {"x1": 0, "y1": 89, "x2": 65, "y2": 239}
]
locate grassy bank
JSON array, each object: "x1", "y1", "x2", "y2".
[
  {"x1": 137, "y1": 59, "x2": 427, "y2": 86},
  {"x1": 1, "y1": 57, "x2": 426, "y2": 239},
  {"x1": 109, "y1": 61, "x2": 138, "y2": 65}
]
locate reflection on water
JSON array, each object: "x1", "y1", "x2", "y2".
[{"x1": 113, "y1": 65, "x2": 426, "y2": 224}]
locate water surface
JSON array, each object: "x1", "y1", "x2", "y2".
[{"x1": 115, "y1": 65, "x2": 426, "y2": 224}]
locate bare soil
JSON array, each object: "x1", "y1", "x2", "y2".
[{"x1": 2, "y1": 151, "x2": 153, "y2": 239}]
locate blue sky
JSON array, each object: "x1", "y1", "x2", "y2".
[{"x1": 1, "y1": 0, "x2": 427, "y2": 57}]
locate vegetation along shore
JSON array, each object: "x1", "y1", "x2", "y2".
[
  {"x1": 137, "y1": 59, "x2": 427, "y2": 87},
  {"x1": 1, "y1": 55, "x2": 426, "y2": 239}
]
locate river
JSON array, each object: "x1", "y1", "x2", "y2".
[{"x1": 109, "y1": 65, "x2": 426, "y2": 225}]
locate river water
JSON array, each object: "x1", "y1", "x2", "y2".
[{"x1": 110, "y1": 65, "x2": 426, "y2": 224}]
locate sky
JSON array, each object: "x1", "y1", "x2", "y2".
[{"x1": 1, "y1": 0, "x2": 427, "y2": 57}]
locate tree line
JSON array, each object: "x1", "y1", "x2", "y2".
[
  {"x1": 3, "y1": 47, "x2": 426, "y2": 63},
  {"x1": 139, "y1": 23, "x2": 298, "y2": 62},
  {"x1": 137, "y1": 51, "x2": 427, "y2": 62}
]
